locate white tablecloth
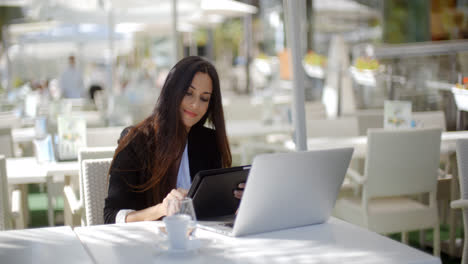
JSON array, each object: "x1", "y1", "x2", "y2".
[
  {"x1": 0, "y1": 226, "x2": 93, "y2": 264},
  {"x1": 74, "y1": 218, "x2": 440, "y2": 264},
  {"x1": 6, "y1": 157, "x2": 79, "y2": 185}
]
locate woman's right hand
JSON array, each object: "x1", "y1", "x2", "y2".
[
  {"x1": 160, "y1": 188, "x2": 188, "y2": 216},
  {"x1": 126, "y1": 188, "x2": 188, "y2": 222}
]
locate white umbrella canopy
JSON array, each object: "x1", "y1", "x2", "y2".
[
  {"x1": 314, "y1": 0, "x2": 379, "y2": 17},
  {"x1": 26, "y1": 0, "x2": 256, "y2": 25},
  {"x1": 26, "y1": 0, "x2": 195, "y2": 24},
  {"x1": 7, "y1": 22, "x2": 133, "y2": 59},
  {"x1": 201, "y1": 0, "x2": 257, "y2": 17},
  {"x1": 0, "y1": 0, "x2": 29, "y2": 6}
]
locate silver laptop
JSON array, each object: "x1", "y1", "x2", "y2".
[{"x1": 198, "y1": 147, "x2": 354, "y2": 237}]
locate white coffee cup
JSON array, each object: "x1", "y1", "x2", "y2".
[{"x1": 163, "y1": 214, "x2": 190, "y2": 250}]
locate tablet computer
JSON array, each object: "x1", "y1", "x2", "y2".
[{"x1": 188, "y1": 165, "x2": 250, "y2": 220}]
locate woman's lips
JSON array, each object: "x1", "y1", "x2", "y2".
[{"x1": 184, "y1": 110, "x2": 197, "y2": 118}]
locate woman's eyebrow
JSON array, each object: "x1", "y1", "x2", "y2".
[{"x1": 190, "y1": 85, "x2": 212, "y2": 95}]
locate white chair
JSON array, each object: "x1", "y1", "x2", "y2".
[
  {"x1": 63, "y1": 147, "x2": 115, "y2": 227},
  {"x1": 306, "y1": 117, "x2": 360, "y2": 138},
  {"x1": 305, "y1": 101, "x2": 327, "y2": 120},
  {"x1": 334, "y1": 128, "x2": 442, "y2": 256},
  {"x1": 0, "y1": 113, "x2": 20, "y2": 129},
  {"x1": 0, "y1": 155, "x2": 24, "y2": 230},
  {"x1": 71, "y1": 111, "x2": 106, "y2": 128},
  {"x1": 86, "y1": 126, "x2": 124, "y2": 147},
  {"x1": 412, "y1": 111, "x2": 446, "y2": 131},
  {"x1": 348, "y1": 109, "x2": 384, "y2": 136},
  {"x1": 451, "y1": 139, "x2": 468, "y2": 264},
  {"x1": 0, "y1": 128, "x2": 14, "y2": 157},
  {"x1": 412, "y1": 111, "x2": 457, "y2": 252},
  {"x1": 82, "y1": 158, "x2": 112, "y2": 226},
  {"x1": 240, "y1": 117, "x2": 360, "y2": 166}
]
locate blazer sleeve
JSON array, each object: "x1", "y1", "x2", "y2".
[{"x1": 104, "y1": 130, "x2": 147, "y2": 224}]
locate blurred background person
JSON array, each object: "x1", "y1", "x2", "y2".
[{"x1": 59, "y1": 55, "x2": 85, "y2": 98}]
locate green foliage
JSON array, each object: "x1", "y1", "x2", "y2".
[
  {"x1": 195, "y1": 29, "x2": 208, "y2": 46},
  {"x1": 383, "y1": 0, "x2": 430, "y2": 44},
  {"x1": 0, "y1": 6, "x2": 24, "y2": 42},
  {"x1": 13, "y1": 76, "x2": 24, "y2": 88},
  {"x1": 214, "y1": 19, "x2": 243, "y2": 61}
]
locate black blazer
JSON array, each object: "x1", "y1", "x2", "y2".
[{"x1": 103, "y1": 125, "x2": 222, "y2": 224}]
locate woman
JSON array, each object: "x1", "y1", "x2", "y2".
[{"x1": 104, "y1": 56, "x2": 240, "y2": 224}]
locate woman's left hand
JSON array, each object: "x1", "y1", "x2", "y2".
[{"x1": 233, "y1": 182, "x2": 245, "y2": 199}]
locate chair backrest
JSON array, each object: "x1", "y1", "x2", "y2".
[
  {"x1": 306, "y1": 117, "x2": 360, "y2": 138},
  {"x1": 86, "y1": 126, "x2": 124, "y2": 147},
  {"x1": 77, "y1": 147, "x2": 116, "y2": 225},
  {"x1": 69, "y1": 111, "x2": 105, "y2": 128},
  {"x1": 82, "y1": 158, "x2": 112, "y2": 226},
  {"x1": 456, "y1": 139, "x2": 468, "y2": 200},
  {"x1": 364, "y1": 128, "x2": 441, "y2": 199},
  {"x1": 353, "y1": 109, "x2": 384, "y2": 136},
  {"x1": 0, "y1": 113, "x2": 20, "y2": 129},
  {"x1": 0, "y1": 155, "x2": 11, "y2": 230},
  {"x1": 412, "y1": 111, "x2": 447, "y2": 131},
  {"x1": 0, "y1": 128, "x2": 14, "y2": 158},
  {"x1": 305, "y1": 101, "x2": 327, "y2": 120}
]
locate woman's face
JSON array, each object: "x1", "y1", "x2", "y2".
[{"x1": 180, "y1": 72, "x2": 213, "y2": 131}]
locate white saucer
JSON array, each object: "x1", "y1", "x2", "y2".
[{"x1": 159, "y1": 238, "x2": 209, "y2": 254}]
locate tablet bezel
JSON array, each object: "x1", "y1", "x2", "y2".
[{"x1": 188, "y1": 165, "x2": 250, "y2": 219}]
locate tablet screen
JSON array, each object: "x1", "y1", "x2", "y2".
[{"x1": 188, "y1": 166, "x2": 250, "y2": 220}]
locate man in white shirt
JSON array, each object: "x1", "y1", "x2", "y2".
[{"x1": 59, "y1": 55, "x2": 85, "y2": 98}]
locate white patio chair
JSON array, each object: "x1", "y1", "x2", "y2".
[
  {"x1": 240, "y1": 117, "x2": 360, "y2": 166},
  {"x1": 0, "y1": 155, "x2": 25, "y2": 230},
  {"x1": 347, "y1": 109, "x2": 384, "y2": 136},
  {"x1": 86, "y1": 126, "x2": 124, "y2": 147},
  {"x1": 224, "y1": 96, "x2": 268, "y2": 165},
  {"x1": 0, "y1": 113, "x2": 20, "y2": 129},
  {"x1": 306, "y1": 117, "x2": 362, "y2": 193},
  {"x1": 305, "y1": 101, "x2": 327, "y2": 120},
  {"x1": 451, "y1": 139, "x2": 468, "y2": 264},
  {"x1": 306, "y1": 117, "x2": 360, "y2": 138},
  {"x1": 0, "y1": 128, "x2": 14, "y2": 158},
  {"x1": 71, "y1": 111, "x2": 106, "y2": 128},
  {"x1": 63, "y1": 147, "x2": 115, "y2": 227},
  {"x1": 412, "y1": 111, "x2": 456, "y2": 251},
  {"x1": 82, "y1": 158, "x2": 112, "y2": 226},
  {"x1": 334, "y1": 128, "x2": 442, "y2": 256},
  {"x1": 412, "y1": 111, "x2": 446, "y2": 131}
]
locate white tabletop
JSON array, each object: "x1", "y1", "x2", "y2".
[
  {"x1": 227, "y1": 120, "x2": 293, "y2": 139},
  {"x1": 6, "y1": 157, "x2": 79, "y2": 185},
  {"x1": 11, "y1": 127, "x2": 36, "y2": 143},
  {"x1": 283, "y1": 130, "x2": 468, "y2": 158},
  {"x1": 0, "y1": 226, "x2": 93, "y2": 264},
  {"x1": 74, "y1": 218, "x2": 440, "y2": 264}
]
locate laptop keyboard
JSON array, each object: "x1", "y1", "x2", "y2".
[{"x1": 223, "y1": 222, "x2": 234, "y2": 228}]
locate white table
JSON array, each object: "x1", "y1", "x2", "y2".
[
  {"x1": 11, "y1": 127, "x2": 36, "y2": 144},
  {"x1": 6, "y1": 157, "x2": 79, "y2": 226},
  {"x1": 6, "y1": 157, "x2": 79, "y2": 185},
  {"x1": 0, "y1": 226, "x2": 93, "y2": 264},
  {"x1": 280, "y1": 131, "x2": 468, "y2": 158},
  {"x1": 74, "y1": 218, "x2": 440, "y2": 264},
  {"x1": 226, "y1": 120, "x2": 292, "y2": 139}
]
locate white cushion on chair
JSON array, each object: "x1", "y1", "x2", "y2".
[{"x1": 335, "y1": 197, "x2": 438, "y2": 234}]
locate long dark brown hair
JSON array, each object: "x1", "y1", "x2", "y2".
[{"x1": 110, "y1": 56, "x2": 231, "y2": 204}]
